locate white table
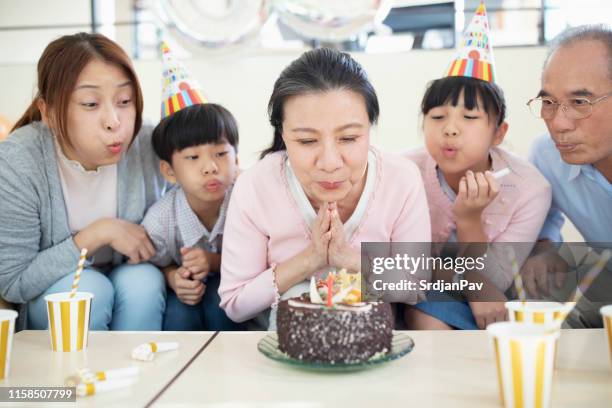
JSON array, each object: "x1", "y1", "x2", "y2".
[
  {"x1": 1, "y1": 329, "x2": 611, "y2": 407},
  {"x1": 0, "y1": 330, "x2": 215, "y2": 407},
  {"x1": 155, "y1": 329, "x2": 612, "y2": 407}
]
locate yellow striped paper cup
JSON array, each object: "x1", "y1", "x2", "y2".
[
  {"x1": 44, "y1": 292, "x2": 93, "y2": 352},
  {"x1": 488, "y1": 322, "x2": 559, "y2": 408},
  {"x1": 0, "y1": 310, "x2": 18, "y2": 380},
  {"x1": 505, "y1": 301, "x2": 573, "y2": 327},
  {"x1": 600, "y1": 305, "x2": 612, "y2": 367}
]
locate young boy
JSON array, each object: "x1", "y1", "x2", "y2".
[
  {"x1": 142, "y1": 43, "x2": 241, "y2": 330},
  {"x1": 143, "y1": 104, "x2": 238, "y2": 330}
]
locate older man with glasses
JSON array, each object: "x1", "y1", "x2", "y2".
[{"x1": 520, "y1": 24, "x2": 612, "y2": 328}]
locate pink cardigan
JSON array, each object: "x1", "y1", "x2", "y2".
[
  {"x1": 220, "y1": 148, "x2": 431, "y2": 322},
  {"x1": 404, "y1": 147, "x2": 552, "y2": 291}
]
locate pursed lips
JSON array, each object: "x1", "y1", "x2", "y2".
[
  {"x1": 441, "y1": 145, "x2": 459, "y2": 158},
  {"x1": 554, "y1": 140, "x2": 578, "y2": 152},
  {"x1": 318, "y1": 181, "x2": 344, "y2": 190},
  {"x1": 204, "y1": 179, "x2": 223, "y2": 192},
  {"x1": 106, "y1": 142, "x2": 123, "y2": 154}
]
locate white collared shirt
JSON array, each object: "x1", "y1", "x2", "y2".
[
  {"x1": 285, "y1": 149, "x2": 377, "y2": 241},
  {"x1": 278, "y1": 149, "x2": 376, "y2": 295},
  {"x1": 142, "y1": 185, "x2": 232, "y2": 267}
]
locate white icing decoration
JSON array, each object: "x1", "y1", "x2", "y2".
[
  {"x1": 288, "y1": 299, "x2": 325, "y2": 309},
  {"x1": 334, "y1": 303, "x2": 372, "y2": 312},
  {"x1": 309, "y1": 276, "x2": 324, "y2": 304},
  {"x1": 288, "y1": 298, "x2": 373, "y2": 312}
]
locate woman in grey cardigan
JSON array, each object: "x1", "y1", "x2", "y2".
[{"x1": 0, "y1": 33, "x2": 168, "y2": 330}]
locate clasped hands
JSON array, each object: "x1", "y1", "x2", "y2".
[
  {"x1": 168, "y1": 247, "x2": 212, "y2": 305},
  {"x1": 309, "y1": 202, "x2": 360, "y2": 273}
]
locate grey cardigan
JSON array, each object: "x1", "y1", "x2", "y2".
[{"x1": 0, "y1": 122, "x2": 167, "y2": 305}]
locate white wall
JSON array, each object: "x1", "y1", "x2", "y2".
[
  {"x1": 0, "y1": 0, "x2": 582, "y2": 240},
  {"x1": 0, "y1": 0, "x2": 551, "y2": 164},
  {"x1": 0, "y1": 0, "x2": 92, "y2": 64},
  {"x1": 0, "y1": 46, "x2": 550, "y2": 163}
]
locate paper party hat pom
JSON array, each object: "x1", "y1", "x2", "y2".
[
  {"x1": 445, "y1": 2, "x2": 496, "y2": 83},
  {"x1": 160, "y1": 41, "x2": 208, "y2": 119}
]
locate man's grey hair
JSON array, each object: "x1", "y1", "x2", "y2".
[{"x1": 544, "y1": 24, "x2": 612, "y2": 80}]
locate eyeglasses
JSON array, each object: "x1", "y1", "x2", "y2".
[{"x1": 526, "y1": 91, "x2": 612, "y2": 120}]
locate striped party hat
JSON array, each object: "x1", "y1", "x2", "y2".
[
  {"x1": 160, "y1": 41, "x2": 208, "y2": 119},
  {"x1": 445, "y1": 1, "x2": 496, "y2": 83}
]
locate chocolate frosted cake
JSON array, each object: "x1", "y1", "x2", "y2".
[{"x1": 276, "y1": 271, "x2": 393, "y2": 364}]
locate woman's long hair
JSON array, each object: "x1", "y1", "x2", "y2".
[
  {"x1": 12, "y1": 32, "x2": 143, "y2": 149},
  {"x1": 261, "y1": 48, "x2": 379, "y2": 158}
]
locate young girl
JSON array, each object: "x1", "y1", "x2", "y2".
[
  {"x1": 404, "y1": 3, "x2": 552, "y2": 330},
  {"x1": 0, "y1": 33, "x2": 167, "y2": 330}
]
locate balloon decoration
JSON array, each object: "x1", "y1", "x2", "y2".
[
  {"x1": 0, "y1": 114, "x2": 13, "y2": 141},
  {"x1": 151, "y1": 0, "x2": 272, "y2": 50},
  {"x1": 272, "y1": 0, "x2": 393, "y2": 42}
]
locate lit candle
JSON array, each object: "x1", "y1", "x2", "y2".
[{"x1": 326, "y1": 273, "x2": 334, "y2": 307}]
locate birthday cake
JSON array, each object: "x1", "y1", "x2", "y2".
[{"x1": 276, "y1": 271, "x2": 393, "y2": 364}]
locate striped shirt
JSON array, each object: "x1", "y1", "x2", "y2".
[{"x1": 142, "y1": 184, "x2": 233, "y2": 267}]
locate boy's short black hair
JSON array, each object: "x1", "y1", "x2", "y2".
[
  {"x1": 421, "y1": 76, "x2": 506, "y2": 127},
  {"x1": 152, "y1": 103, "x2": 239, "y2": 164}
]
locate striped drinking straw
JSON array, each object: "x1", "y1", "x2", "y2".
[
  {"x1": 508, "y1": 247, "x2": 526, "y2": 303},
  {"x1": 545, "y1": 249, "x2": 612, "y2": 330},
  {"x1": 568, "y1": 249, "x2": 611, "y2": 306},
  {"x1": 69, "y1": 248, "x2": 88, "y2": 299}
]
